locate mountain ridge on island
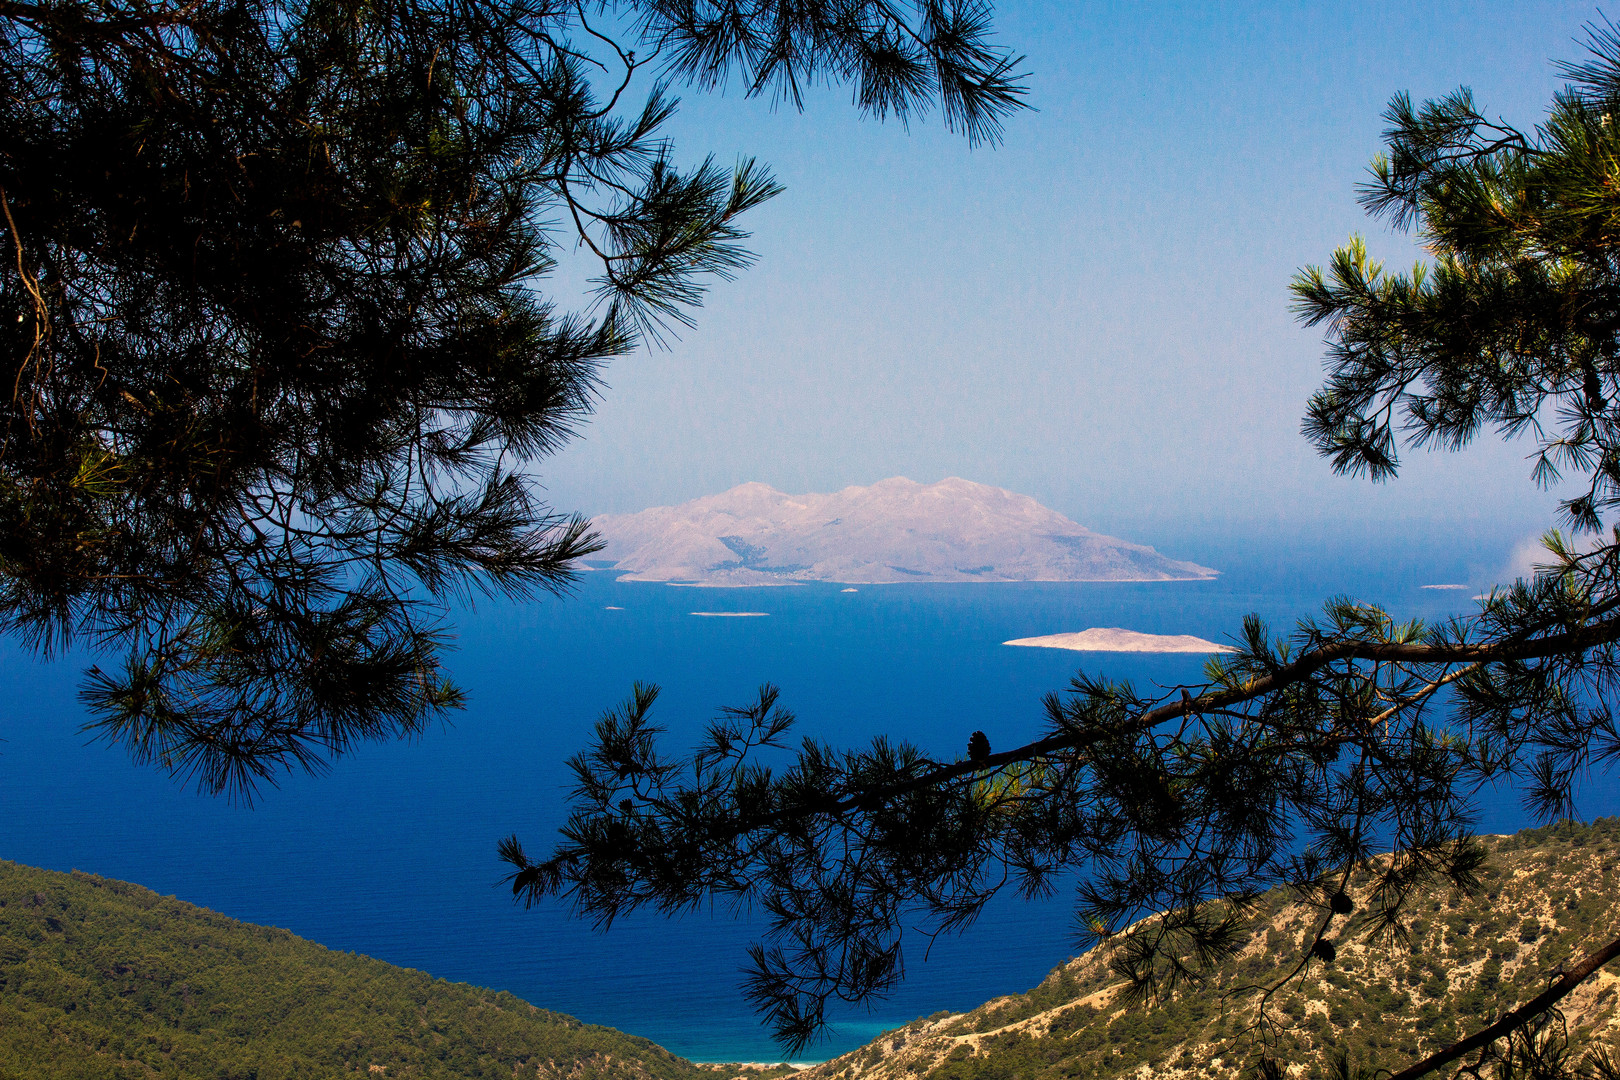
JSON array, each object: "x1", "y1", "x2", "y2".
[{"x1": 591, "y1": 477, "x2": 1216, "y2": 585}]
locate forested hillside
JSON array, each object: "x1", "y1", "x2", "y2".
[
  {"x1": 802, "y1": 820, "x2": 1620, "y2": 1080},
  {"x1": 0, "y1": 861, "x2": 785, "y2": 1080},
  {"x1": 11, "y1": 822, "x2": 1620, "y2": 1080}
]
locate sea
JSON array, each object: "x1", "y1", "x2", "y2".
[{"x1": 1, "y1": 531, "x2": 1609, "y2": 1064}]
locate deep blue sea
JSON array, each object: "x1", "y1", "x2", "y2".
[{"x1": 2, "y1": 533, "x2": 1610, "y2": 1063}]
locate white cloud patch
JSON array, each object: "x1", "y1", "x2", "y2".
[{"x1": 1498, "y1": 530, "x2": 1611, "y2": 586}]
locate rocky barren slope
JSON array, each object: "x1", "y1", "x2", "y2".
[
  {"x1": 592, "y1": 478, "x2": 1217, "y2": 585},
  {"x1": 800, "y1": 821, "x2": 1620, "y2": 1080}
]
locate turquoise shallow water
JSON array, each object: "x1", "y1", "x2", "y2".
[{"x1": 0, "y1": 533, "x2": 1600, "y2": 1062}]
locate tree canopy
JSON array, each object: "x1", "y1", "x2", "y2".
[
  {"x1": 0, "y1": 0, "x2": 1027, "y2": 797},
  {"x1": 503, "y1": 19, "x2": 1620, "y2": 1075}
]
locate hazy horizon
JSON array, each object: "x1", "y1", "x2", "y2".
[{"x1": 529, "y1": 1, "x2": 1595, "y2": 561}]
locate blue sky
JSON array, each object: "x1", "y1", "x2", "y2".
[{"x1": 538, "y1": 2, "x2": 1596, "y2": 557}]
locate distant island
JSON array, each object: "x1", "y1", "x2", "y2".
[
  {"x1": 1005, "y1": 628, "x2": 1233, "y2": 653},
  {"x1": 591, "y1": 477, "x2": 1217, "y2": 585}
]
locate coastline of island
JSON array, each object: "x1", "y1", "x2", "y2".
[{"x1": 1004, "y1": 628, "x2": 1234, "y2": 653}]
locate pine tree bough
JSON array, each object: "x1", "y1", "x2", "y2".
[
  {"x1": 508, "y1": 20, "x2": 1620, "y2": 1071},
  {"x1": 1389, "y1": 931, "x2": 1620, "y2": 1080},
  {"x1": 0, "y1": 0, "x2": 1027, "y2": 799},
  {"x1": 507, "y1": 568, "x2": 1620, "y2": 1055},
  {"x1": 517, "y1": 599, "x2": 1620, "y2": 871}
]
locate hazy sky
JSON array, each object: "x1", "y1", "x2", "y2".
[{"x1": 537, "y1": 2, "x2": 1597, "y2": 556}]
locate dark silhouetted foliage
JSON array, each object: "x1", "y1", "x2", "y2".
[
  {"x1": 505, "y1": 20, "x2": 1620, "y2": 1073},
  {"x1": 0, "y1": 0, "x2": 1026, "y2": 798}
]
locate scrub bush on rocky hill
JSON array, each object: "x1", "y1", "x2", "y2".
[{"x1": 801, "y1": 820, "x2": 1620, "y2": 1080}]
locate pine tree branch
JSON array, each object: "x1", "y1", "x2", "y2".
[
  {"x1": 531, "y1": 607, "x2": 1620, "y2": 880},
  {"x1": 1383, "y1": 931, "x2": 1620, "y2": 1080},
  {"x1": 0, "y1": 0, "x2": 205, "y2": 36}
]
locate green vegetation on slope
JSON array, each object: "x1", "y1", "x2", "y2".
[
  {"x1": 802, "y1": 820, "x2": 1620, "y2": 1080},
  {"x1": 0, "y1": 860, "x2": 745, "y2": 1080}
]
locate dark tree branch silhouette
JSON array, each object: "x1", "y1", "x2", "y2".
[
  {"x1": 0, "y1": 0, "x2": 1027, "y2": 799},
  {"x1": 505, "y1": 19, "x2": 1620, "y2": 1072}
]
